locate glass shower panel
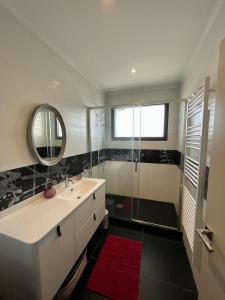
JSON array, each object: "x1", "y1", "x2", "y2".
[
  {"x1": 136, "y1": 104, "x2": 179, "y2": 229},
  {"x1": 89, "y1": 106, "x2": 141, "y2": 221},
  {"x1": 89, "y1": 108, "x2": 105, "y2": 179},
  {"x1": 104, "y1": 106, "x2": 141, "y2": 221}
]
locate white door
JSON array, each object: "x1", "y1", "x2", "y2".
[{"x1": 198, "y1": 38, "x2": 225, "y2": 300}]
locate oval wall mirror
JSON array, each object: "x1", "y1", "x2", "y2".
[{"x1": 27, "y1": 104, "x2": 66, "y2": 166}]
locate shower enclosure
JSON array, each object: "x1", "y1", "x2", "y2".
[{"x1": 88, "y1": 104, "x2": 181, "y2": 230}]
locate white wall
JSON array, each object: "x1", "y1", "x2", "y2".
[
  {"x1": 0, "y1": 4, "x2": 103, "y2": 172},
  {"x1": 177, "y1": 101, "x2": 186, "y2": 152},
  {"x1": 181, "y1": 1, "x2": 225, "y2": 98},
  {"x1": 139, "y1": 163, "x2": 180, "y2": 207},
  {"x1": 89, "y1": 109, "x2": 105, "y2": 152},
  {"x1": 106, "y1": 84, "x2": 180, "y2": 106},
  {"x1": 179, "y1": 1, "x2": 225, "y2": 155}
]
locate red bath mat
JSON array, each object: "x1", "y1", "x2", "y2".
[{"x1": 87, "y1": 234, "x2": 142, "y2": 300}]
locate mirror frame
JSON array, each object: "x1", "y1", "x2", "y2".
[{"x1": 27, "y1": 104, "x2": 66, "y2": 166}]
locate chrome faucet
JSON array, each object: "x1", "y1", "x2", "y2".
[
  {"x1": 64, "y1": 175, "x2": 74, "y2": 188},
  {"x1": 76, "y1": 173, "x2": 82, "y2": 181},
  {"x1": 83, "y1": 168, "x2": 90, "y2": 177}
]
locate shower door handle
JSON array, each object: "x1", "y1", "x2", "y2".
[{"x1": 134, "y1": 159, "x2": 138, "y2": 172}]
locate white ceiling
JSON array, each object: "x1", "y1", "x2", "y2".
[{"x1": 0, "y1": 0, "x2": 220, "y2": 91}]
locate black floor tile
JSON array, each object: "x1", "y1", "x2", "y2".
[
  {"x1": 73, "y1": 290, "x2": 109, "y2": 300},
  {"x1": 143, "y1": 224, "x2": 183, "y2": 242},
  {"x1": 108, "y1": 223, "x2": 143, "y2": 241},
  {"x1": 91, "y1": 229, "x2": 108, "y2": 259},
  {"x1": 69, "y1": 219, "x2": 197, "y2": 300},
  {"x1": 110, "y1": 217, "x2": 144, "y2": 232},
  {"x1": 106, "y1": 193, "x2": 178, "y2": 229},
  {"x1": 87, "y1": 225, "x2": 107, "y2": 260},
  {"x1": 69, "y1": 259, "x2": 108, "y2": 300},
  {"x1": 141, "y1": 233, "x2": 197, "y2": 292},
  {"x1": 138, "y1": 198, "x2": 177, "y2": 228},
  {"x1": 106, "y1": 193, "x2": 135, "y2": 219},
  {"x1": 140, "y1": 275, "x2": 198, "y2": 300}
]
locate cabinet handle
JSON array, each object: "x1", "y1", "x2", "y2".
[
  {"x1": 57, "y1": 225, "x2": 62, "y2": 237},
  {"x1": 94, "y1": 214, "x2": 96, "y2": 221},
  {"x1": 93, "y1": 193, "x2": 96, "y2": 200},
  {"x1": 134, "y1": 158, "x2": 138, "y2": 172}
]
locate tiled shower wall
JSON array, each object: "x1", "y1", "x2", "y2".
[{"x1": 0, "y1": 149, "x2": 181, "y2": 211}]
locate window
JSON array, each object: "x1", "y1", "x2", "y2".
[{"x1": 112, "y1": 103, "x2": 169, "y2": 140}]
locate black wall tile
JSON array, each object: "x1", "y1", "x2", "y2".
[
  {"x1": 48, "y1": 158, "x2": 70, "y2": 184},
  {"x1": 0, "y1": 165, "x2": 34, "y2": 211},
  {"x1": 34, "y1": 164, "x2": 48, "y2": 194},
  {"x1": 19, "y1": 166, "x2": 34, "y2": 200},
  {"x1": 91, "y1": 151, "x2": 99, "y2": 168},
  {"x1": 105, "y1": 148, "x2": 181, "y2": 165}
]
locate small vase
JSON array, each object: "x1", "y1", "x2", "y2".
[{"x1": 43, "y1": 186, "x2": 56, "y2": 199}]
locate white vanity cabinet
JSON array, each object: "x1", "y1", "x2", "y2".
[
  {"x1": 75, "y1": 185, "x2": 105, "y2": 258},
  {"x1": 37, "y1": 212, "x2": 76, "y2": 300},
  {"x1": 0, "y1": 213, "x2": 76, "y2": 300},
  {"x1": 0, "y1": 179, "x2": 105, "y2": 300}
]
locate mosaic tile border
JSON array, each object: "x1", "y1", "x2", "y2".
[{"x1": 0, "y1": 152, "x2": 91, "y2": 211}]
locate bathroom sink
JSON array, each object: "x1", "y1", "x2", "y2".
[
  {"x1": 56, "y1": 187, "x2": 80, "y2": 201},
  {"x1": 56, "y1": 178, "x2": 98, "y2": 201}
]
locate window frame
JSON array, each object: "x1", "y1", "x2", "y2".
[{"x1": 111, "y1": 103, "x2": 169, "y2": 141}]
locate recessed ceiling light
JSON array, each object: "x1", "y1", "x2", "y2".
[
  {"x1": 102, "y1": 0, "x2": 113, "y2": 7},
  {"x1": 131, "y1": 68, "x2": 136, "y2": 74}
]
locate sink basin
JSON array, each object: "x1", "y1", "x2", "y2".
[{"x1": 56, "y1": 178, "x2": 98, "y2": 201}]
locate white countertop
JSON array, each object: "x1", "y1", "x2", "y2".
[{"x1": 0, "y1": 177, "x2": 105, "y2": 245}]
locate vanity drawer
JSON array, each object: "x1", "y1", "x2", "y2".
[
  {"x1": 91, "y1": 199, "x2": 105, "y2": 234},
  {"x1": 38, "y1": 213, "x2": 76, "y2": 300},
  {"x1": 76, "y1": 200, "x2": 105, "y2": 258},
  {"x1": 75, "y1": 185, "x2": 105, "y2": 233},
  {"x1": 75, "y1": 214, "x2": 93, "y2": 259}
]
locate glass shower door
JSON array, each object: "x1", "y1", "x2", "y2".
[
  {"x1": 89, "y1": 106, "x2": 141, "y2": 221},
  {"x1": 89, "y1": 104, "x2": 180, "y2": 230}
]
